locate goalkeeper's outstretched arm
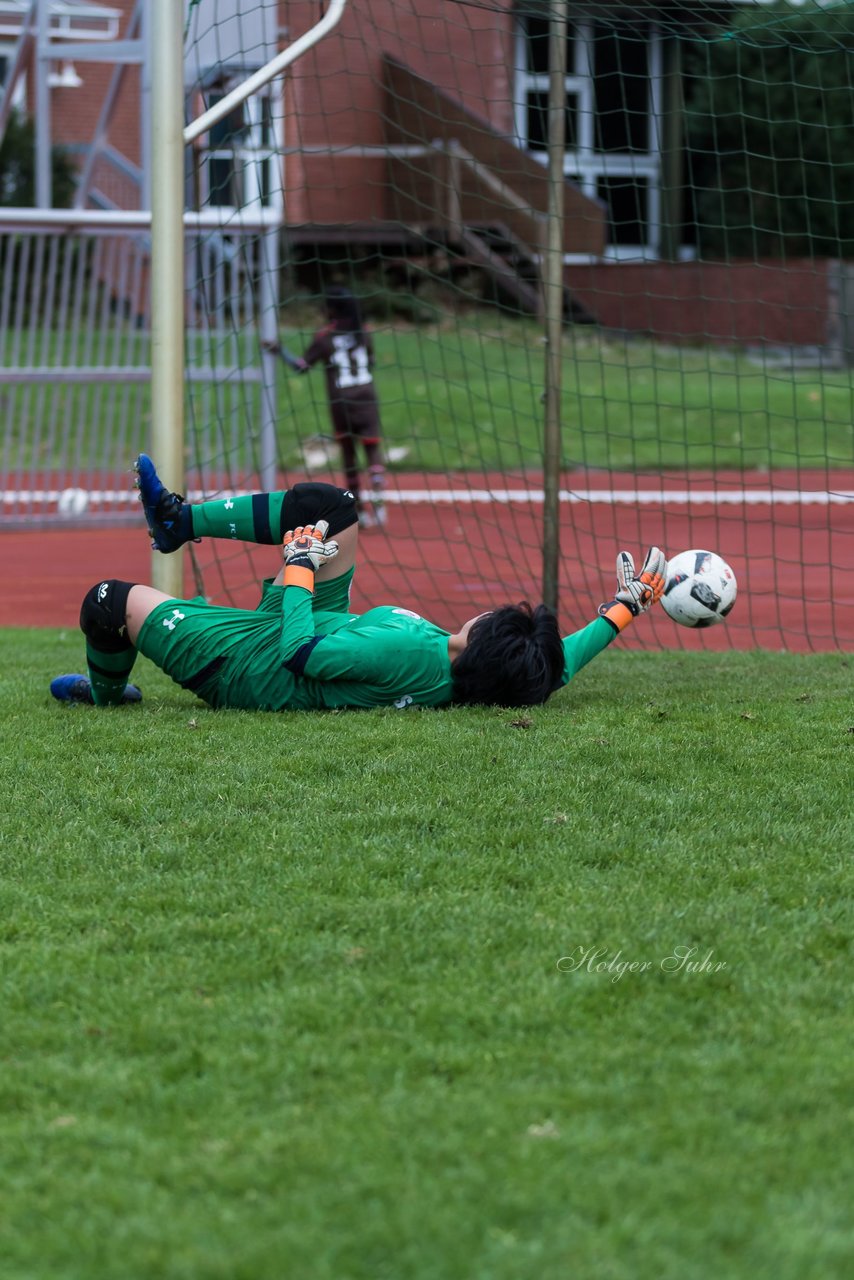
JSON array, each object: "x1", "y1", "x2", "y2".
[{"x1": 560, "y1": 547, "x2": 666, "y2": 685}]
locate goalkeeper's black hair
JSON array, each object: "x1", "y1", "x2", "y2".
[
  {"x1": 325, "y1": 285, "x2": 365, "y2": 338},
  {"x1": 450, "y1": 603, "x2": 564, "y2": 707}
]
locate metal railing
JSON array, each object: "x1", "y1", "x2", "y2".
[{"x1": 0, "y1": 209, "x2": 279, "y2": 530}]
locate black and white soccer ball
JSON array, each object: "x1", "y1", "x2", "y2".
[{"x1": 661, "y1": 550, "x2": 737, "y2": 628}]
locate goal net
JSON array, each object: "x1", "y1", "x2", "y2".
[
  {"x1": 177, "y1": 0, "x2": 853, "y2": 652},
  {"x1": 3, "y1": 0, "x2": 851, "y2": 651}
]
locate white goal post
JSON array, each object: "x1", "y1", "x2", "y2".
[{"x1": 149, "y1": 0, "x2": 349, "y2": 595}]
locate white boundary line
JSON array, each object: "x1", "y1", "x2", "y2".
[
  {"x1": 3, "y1": 488, "x2": 854, "y2": 506},
  {"x1": 380, "y1": 488, "x2": 854, "y2": 506}
]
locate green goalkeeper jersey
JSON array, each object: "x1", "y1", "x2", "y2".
[
  {"x1": 138, "y1": 580, "x2": 619, "y2": 712},
  {"x1": 276, "y1": 586, "x2": 456, "y2": 709},
  {"x1": 277, "y1": 584, "x2": 617, "y2": 709}
]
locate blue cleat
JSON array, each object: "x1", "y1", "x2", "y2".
[
  {"x1": 134, "y1": 453, "x2": 191, "y2": 552},
  {"x1": 50, "y1": 674, "x2": 142, "y2": 705}
]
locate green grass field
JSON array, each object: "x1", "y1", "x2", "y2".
[
  {"x1": 7, "y1": 320, "x2": 854, "y2": 474},
  {"x1": 279, "y1": 322, "x2": 854, "y2": 473},
  {"x1": 2, "y1": 630, "x2": 851, "y2": 1279}
]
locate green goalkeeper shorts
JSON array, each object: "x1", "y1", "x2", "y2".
[{"x1": 135, "y1": 568, "x2": 356, "y2": 708}]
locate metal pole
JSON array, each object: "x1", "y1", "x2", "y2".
[
  {"x1": 150, "y1": 0, "x2": 185, "y2": 596},
  {"x1": 660, "y1": 34, "x2": 683, "y2": 263},
  {"x1": 74, "y1": 0, "x2": 144, "y2": 209},
  {"x1": 183, "y1": 0, "x2": 349, "y2": 145},
  {"x1": 542, "y1": 1, "x2": 567, "y2": 612},
  {"x1": 139, "y1": 0, "x2": 152, "y2": 212},
  {"x1": 35, "y1": 0, "x2": 51, "y2": 207},
  {"x1": 258, "y1": 223, "x2": 281, "y2": 489},
  {"x1": 0, "y1": 209, "x2": 279, "y2": 231},
  {"x1": 0, "y1": 2, "x2": 36, "y2": 140}
]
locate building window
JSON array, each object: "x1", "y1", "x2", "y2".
[
  {"x1": 193, "y1": 78, "x2": 278, "y2": 213},
  {"x1": 593, "y1": 24, "x2": 649, "y2": 154},
  {"x1": 598, "y1": 174, "x2": 649, "y2": 246},
  {"x1": 526, "y1": 90, "x2": 578, "y2": 153},
  {"x1": 515, "y1": 14, "x2": 662, "y2": 256}
]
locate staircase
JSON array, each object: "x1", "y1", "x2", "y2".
[{"x1": 382, "y1": 55, "x2": 606, "y2": 322}]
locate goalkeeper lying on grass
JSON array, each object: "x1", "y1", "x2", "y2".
[{"x1": 50, "y1": 455, "x2": 666, "y2": 712}]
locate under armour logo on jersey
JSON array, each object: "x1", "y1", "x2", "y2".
[
  {"x1": 224, "y1": 498, "x2": 234, "y2": 510},
  {"x1": 162, "y1": 609, "x2": 185, "y2": 632}
]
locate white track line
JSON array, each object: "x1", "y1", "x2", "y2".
[
  {"x1": 381, "y1": 488, "x2": 854, "y2": 506},
  {"x1": 3, "y1": 488, "x2": 853, "y2": 506}
]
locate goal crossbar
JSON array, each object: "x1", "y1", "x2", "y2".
[{"x1": 183, "y1": 0, "x2": 349, "y2": 145}]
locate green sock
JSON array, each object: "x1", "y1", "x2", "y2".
[
  {"x1": 189, "y1": 491, "x2": 289, "y2": 544},
  {"x1": 86, "y1": 642, "x2": 137, "y2": 706}
]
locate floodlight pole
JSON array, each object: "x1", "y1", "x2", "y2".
[
  {"x1": 542, "y1": 2, "x2": 568, "y2": 613},
  {"x1": 149, "y1": 0, "x2": 186, "y2": 596}
]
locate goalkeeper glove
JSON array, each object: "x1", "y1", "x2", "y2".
[
  {"x1": 598, "y1": 546, "x2": 667, "y2": 632},
  {"x1": 282, "y1": 521, "x2": 339, "y2": 589}
]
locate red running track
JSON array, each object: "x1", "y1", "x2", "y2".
[{"x1": 2, "y1": 470, "x2": 852, "y2": 652}]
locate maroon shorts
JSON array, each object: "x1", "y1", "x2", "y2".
[{"x1": 330, "y1": 395, "x2": 382, "y2": 444}]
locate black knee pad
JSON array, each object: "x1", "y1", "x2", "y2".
[
  {"x1": 281, "y1": 483, "x2": 358, "y2": 538},
  {"x1": 80, "y1": 579, "x2": 136, "y2": 651}
]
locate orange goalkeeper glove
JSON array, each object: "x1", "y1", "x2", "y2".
[
  {"x1": 282, "y1": 521, "x2": 339, "y2": 589},
  {"x1": 598, "y1": 546, "x2": 667, "y2": 632}
]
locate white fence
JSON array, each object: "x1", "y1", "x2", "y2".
[{"x1": 0, "y1": 210, "x2": 280, "y2": 529}]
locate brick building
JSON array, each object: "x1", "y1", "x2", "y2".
[{"x1": 0, "y1": 0, "x2": 840, "y2": 348}]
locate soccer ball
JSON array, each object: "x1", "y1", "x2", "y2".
[
  {"x1": 57, "y1": 487, "x2": 89, "y2": 517},
  {"x1": 661, "y1": 550, "x2": 737, "y2": 628}
]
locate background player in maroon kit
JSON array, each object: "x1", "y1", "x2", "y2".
[{"x1": 267, "y1": 286, "x2": 386, "y2": 528}]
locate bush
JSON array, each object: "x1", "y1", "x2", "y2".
[
  {"x1": 0, "y1": 110, "x2": 76, "y2": 207},
  {"x1": 685, "y1": 3, "x2": 854, "y2": 258}
]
